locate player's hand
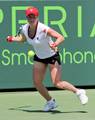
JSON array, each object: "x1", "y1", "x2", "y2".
[
  {"x1": 6, "y1": 36, "x2": 14, "y2": 42},
  {"x1": 49, "y1": 42, "x2": 58, "y2": 52}
]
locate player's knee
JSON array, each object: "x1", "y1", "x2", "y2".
[
  {"x1": 33, "y1": 79, "x2": 42, "y2": 86},
  {"x1": 53, "y1": 81, "x2": 67, "y2": 89}
]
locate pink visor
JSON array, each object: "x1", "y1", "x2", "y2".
[{"x1": 26, "y1": 7, "x2": 39, "y2": 17}]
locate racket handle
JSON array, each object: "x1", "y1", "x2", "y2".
[{"x1": 54, "y1": 47, "x2": 58, "y2": 52}]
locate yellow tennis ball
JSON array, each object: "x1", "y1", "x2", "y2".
[{"x1": 28, "y1": 50, "x2": 35, "y2": 57}]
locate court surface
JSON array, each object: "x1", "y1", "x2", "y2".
[{"x1": 0, "y1": 89, "x2": 94, "y2": 120}]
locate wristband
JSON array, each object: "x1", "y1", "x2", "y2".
[{"x1": 7, "y1": 36, "x2": 14, "y2": 42}]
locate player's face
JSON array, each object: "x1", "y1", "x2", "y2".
[{"x1": 26, "y1": 14, "x2": 38, "y2": 25}]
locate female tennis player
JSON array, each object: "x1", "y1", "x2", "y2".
[{"x1": 7, "y1": 6, "x2": 88, "y2": 111}]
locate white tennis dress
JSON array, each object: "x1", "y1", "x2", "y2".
[{"x1": 22, "y1": 22, "x2": 56, "y2": 59}]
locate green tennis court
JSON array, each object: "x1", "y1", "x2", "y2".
[{"x1": 0, "y1": 89, "x2": 94, "y2": 120}]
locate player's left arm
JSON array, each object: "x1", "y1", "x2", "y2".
[
  {"x1": 47, "y1": 28, "x2": 64, "y2": 48},
  {"x1": 44, "y1": 28, "x2": 64, "y2": 50}
]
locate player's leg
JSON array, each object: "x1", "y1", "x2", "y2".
[
  {"x1": 49, "y1": 62, "x2": 78, "y2": 92},
  {"x1": 49, "y1": 62, "x2": 88, "y2": 105},
  {"x1": 33, "y1": 61, "x2": 57, "y2": 111},
  {"x1": 33, "y1": 61, "x2": 51, "y2": 101}
]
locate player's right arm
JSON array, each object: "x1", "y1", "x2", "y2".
[{"x1": 6, "y1": 33, "x2": 26, "y2": 43}]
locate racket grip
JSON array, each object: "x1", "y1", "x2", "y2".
[{"x1": 55, "y1": 47, "x2": 58, "y2": 52}]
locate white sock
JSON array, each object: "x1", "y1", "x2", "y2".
[
  {"x1": 47, "y1": 98, "x2": 54, "y2": 103},
  {"x1": 76, "y1": 89, "x2": 81, "y2": 95}
]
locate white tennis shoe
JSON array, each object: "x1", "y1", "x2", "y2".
[
  {"x1": 76, "y1": 89, "x2": 88, "y2": 105},
  {"x1": 44, "y1": 99, "x2": 57, "y2": 112}
]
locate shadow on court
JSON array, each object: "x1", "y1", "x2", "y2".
[{"x1": 9, "y1": 105, "x2": 88, "y2": 114}]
